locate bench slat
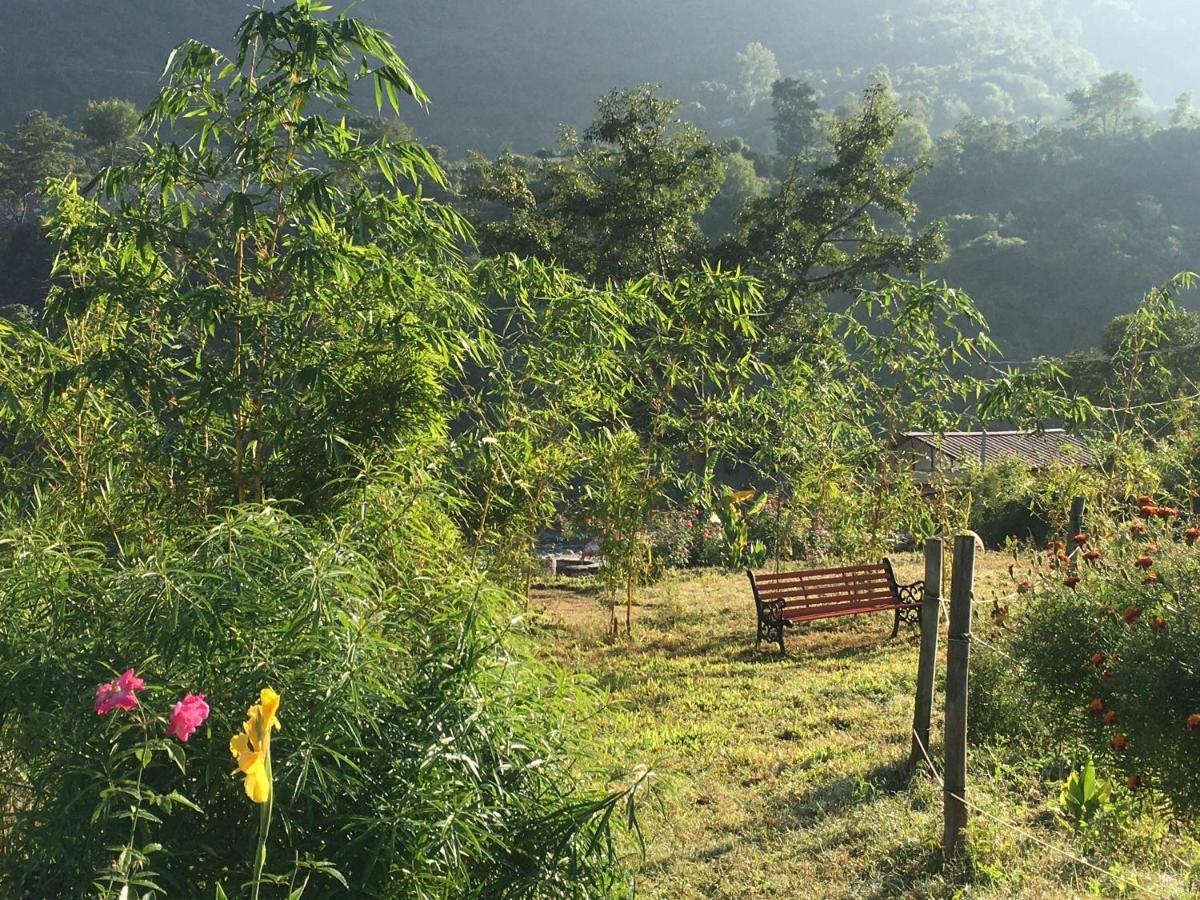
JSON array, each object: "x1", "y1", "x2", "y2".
[
  {"x1": 753, "y1": 564, "x2": 885, "y2": 582},
  {"x1": 754, "y1": 576, "x2": 893, "y2": 599},
  {"x1": 781, "y1": 601, "x2": 919, "y2": 623},
  {"x1": 765, "y1": 589, "x2": 899, "y2": 607}
]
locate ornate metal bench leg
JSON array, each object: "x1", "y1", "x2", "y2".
[{"x1": 891, "y1": 607, "x2": 901, "y2": 639}]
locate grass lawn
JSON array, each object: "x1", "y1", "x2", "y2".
[{"x1": 531, "y1": 551, "x2": 1198, "y2": 898}]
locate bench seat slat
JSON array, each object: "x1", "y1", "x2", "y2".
[
  {"x1": 752, "y1": 572, "x2": 891, "y2": 591},
  {"x1": 781, "y1": 601, "x2": 920, "y2": 623},
  {"x1": 757, "y1": 586, "x2": 897, "y2": 604}
]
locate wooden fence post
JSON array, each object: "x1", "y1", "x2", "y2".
[
  {"x1": 910, "y1": 536, "x2": 943, "y2": 770},
  {"x1": 1066, "y1": 496, "x2": 1085, "y2": 557},
  {"x1": 943, "y1": 533, "x2": 976, "y2": 860}
]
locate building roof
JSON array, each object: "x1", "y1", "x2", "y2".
[{"x1": 900, "y1": 429, "x2": 1096, "y2": 469}]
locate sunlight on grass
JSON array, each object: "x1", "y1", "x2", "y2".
[{"x1": 534, "y1": 553, "x2": 1199, "y2": 898}]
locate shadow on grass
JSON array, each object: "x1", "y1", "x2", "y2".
[{"x1": 766, "y1": 758, "x2": 914, "y2": 828}]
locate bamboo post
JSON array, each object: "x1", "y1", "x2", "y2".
[
  {"x1": 943, "y1": 533, "x2": 976, "y2": 860},
  {"x1": 1066, "y1": 496, "x2": 1085, "y2": 558},
  {"x1": 910, "y1": 537, "x2": 943, "y2": 769}
]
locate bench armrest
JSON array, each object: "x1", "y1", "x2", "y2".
[{"x1": 897, "y1": 581, "x2": 924, "y2": 605}]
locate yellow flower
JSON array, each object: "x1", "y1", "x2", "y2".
[{"x1": 229, "y1": 687, "x2": 281, "y2": 804}]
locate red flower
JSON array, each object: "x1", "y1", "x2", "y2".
[
  {"x1": 1130, "y1": 522, "x2": 1147, "y2": 535},
  {"x1": 1188, "y1": 713, "x2": 1200, "y2": 731},
  {"x1": 1073, "y1": 533, "x2": 1089, "y2": 545},
  {"x1": 1134, "y1": 555, "x2": 1154, "y2": 569},
  {"x1": 1127, "y1": 775, "x2": 1142, "y2": 791},
  {"x1": 1083, "y1": 549, "x2": 1101, "y2": 562},
  {"x1": 1136, "y1": 494, "x2": 1153, "y2": 506},
  {"x1": 1123, "y1": 607, "x2": 1142, "y2": 625},
  {"x1": 1101, "y1": 668, "x2": 1114, "y2": 680},
  {"x1": 1143, "y1": 573, "x2": 1160, "y2": 585},
  {"x1": 1104, "y1": 710, "x2": 1119, "y2": 726},
  {"x1": 1151, "y1": 616, "x2": 1168, "y2": 632},
  {"x1": 1088, "y1": 697, "x2": 1104, "y2": 714},
  {"x1": 1091, "y1": 652, "x2": 1106, "y2": 667},
  {"x1": 1139, "y1": 505, "x2": 1158, "y2": 518},
  {"x1": 1064, "y1": 575, "x2": 1080, "y2": 588},
  {"x1": 1016, "y1": 580, "x2": 1033, "y2": 594},
  {"x1": 1111, "y1": 734, "x2": 1128, "y2": 751},
  {"x1": 1187, "y1": 528, "x2": 1200, "y2": 545}
]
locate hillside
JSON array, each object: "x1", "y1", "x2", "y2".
[{"x1": 5, "y1": 1, "x2": 1200, "y2": 155}]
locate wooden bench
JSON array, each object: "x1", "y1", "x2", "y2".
[{"x1": 747, "y1": 560, "x2": 923, "y2": 653}]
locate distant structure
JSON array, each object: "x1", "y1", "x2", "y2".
[{"x1": 896, "y1": 429, "x2": 1096, "y2": 484}]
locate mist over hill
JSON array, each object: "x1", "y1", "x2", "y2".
[{"x1": 5, "y1": 0, "x2": 1200, "y2": 154}]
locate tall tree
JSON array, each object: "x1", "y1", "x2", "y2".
[
  {"x1": 770, "y1": 77, "x2": 822, "y2": 160},
  {"x1": 0, "y1": 111, "x2": 80, "y2": 222},
  {"x1": 28, "y1": 1, "x2": 479, "y2": 509},
  {"x1": 726, "y1": 84, "x2": 946, "y2": 344},
  {"x1": 1067, "y1": 72, "x2": 1144, "y2": 135},
  {"x1": 463, "y1": 85, "x2": 726, "y2": 283}
]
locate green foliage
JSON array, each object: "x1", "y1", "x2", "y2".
[
  {"x1": 0, "y1": 110, "x2": 80, "y2": 220},
  {"x1": 0, "y1": 499, "x2": 640, "y2": 897},
  {"x1": 727, "y1": 84, "x2": 947, "y2": 342},
  {"x1": 80, "y1": 98, "x2": 140, "y2": 154},
  {"x1": 20, "y1": 0, "x2": 479, "y2": 514},
  {"x1": 770, "y1": 77, "x2": 822, "y2": 161},
  {"x1": 972, "y1": 518, "x2": 1200, "y2": 813},
  {"x1": 1067, "y1": 72, "x2": 1146, "y2": 136},
  {"x1": 1056, "y1": 759, "x2": 1114, "y2": 826},
  {"x1": 464, "y1": 85, "x2": 726, "y2": 283}
]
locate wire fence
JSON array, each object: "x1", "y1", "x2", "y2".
[{"x1": 910, "y1": 728, "x2": 1175, "y2": 899}]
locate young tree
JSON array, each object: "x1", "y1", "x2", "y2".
[
  {"x1": 0, "y1": 110, "x2": 80, "y2": 221},
  {"x1": 28, "y1": 0, "x2": 480, "y2": 513},
  {"x1": 731, "y1": 42, "x2": 780, "y2": 113},
  {"x1": 80, "y1": 98, "x2": 140, "y2": 159}
]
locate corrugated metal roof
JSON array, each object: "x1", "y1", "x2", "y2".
[{"x1": 900, "y1": 429, "x2": 1096, "y2": 468}]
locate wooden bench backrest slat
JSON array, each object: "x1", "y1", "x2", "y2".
[
  {"x1": 761, "y1": 587, "x2": 899, "y2": 605},
  {"x1": 754, "y1": 575, "x2": 892, "y2": 598},
  {"x1": 753, "y1": 563, "x2": 881, "y2": 582}
]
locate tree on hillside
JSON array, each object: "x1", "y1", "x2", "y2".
[
  {"x1": 0, "y1": 111, "x2": 80, "y2": 221},
  {"x1": 1170, "y1": 92, "x2": 1200, "y2": 128},
  {"x1": 725, "y1": 84, "x2": 946, "y2": 348},
  {"x1": 1067, "y1": 72, "x2": 1144, "y2": 135},
  {"x1": 770, "y1": 77, "x2": 822, "y2": 160},
  {"x1": 464, "y1": 85, "x2": 726, "y2": 282},
  {"x1": 731, "y1": 42, "x2": 780, "y2": 113},
  {"x1": 80, "y1": 98, "x2": 140, "y2": 161}
]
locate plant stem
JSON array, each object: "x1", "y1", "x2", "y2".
[{"x1": 251, "y1": 739, "x2": 274, "y2": 900}]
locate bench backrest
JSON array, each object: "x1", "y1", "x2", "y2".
[{"x1": 748, "y1": 561, "x2": 902, "y2": 619}]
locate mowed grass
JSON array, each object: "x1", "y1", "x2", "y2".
[{"x1": 531, "y1": 552, "x2": 1199, "y2": 899}]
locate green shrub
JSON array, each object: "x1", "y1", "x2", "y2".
[
  {"x1": 0, "y1": 499, "x2": 639, "y2": 897},
  {"x1": 971, "y1": 520, "x2": 1200, "y2": 812}
]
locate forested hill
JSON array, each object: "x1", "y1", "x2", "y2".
[{"x1": 5, "y1": 0, "x2": 1200, "y2": 155}]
